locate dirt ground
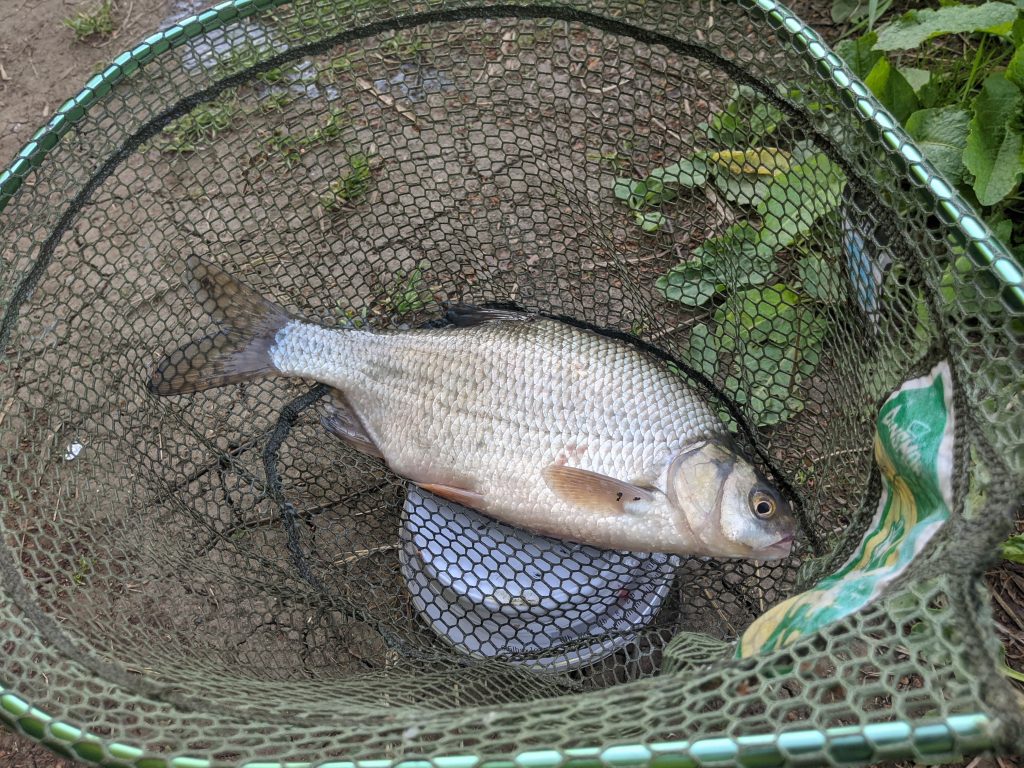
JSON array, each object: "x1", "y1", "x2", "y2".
[{"x1": 0, "y1": 1, "x2": 1022, "y2": 767}]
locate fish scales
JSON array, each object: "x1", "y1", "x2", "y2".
[{"x1": 269, "y1": 316, "x2": 727, "y2": 547}]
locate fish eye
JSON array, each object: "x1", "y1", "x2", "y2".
[{"x1": 750, "y1": 490, "x2": 776, "y2": 519}]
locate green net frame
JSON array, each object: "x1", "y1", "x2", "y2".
[{"x1": 1, "y1": 0, "x2": 1022, "y2": 766}]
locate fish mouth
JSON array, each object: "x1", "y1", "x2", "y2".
[{"x1": 757, "y1": 534, "x2": 795, "y2": 560}]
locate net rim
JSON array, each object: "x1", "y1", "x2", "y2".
[
  {"x1": 0, "y1": 0, "x2": 1012, "y2": 764},
  {"x1": 0, "y1": 687, "x2": 997, "y2": 767}
]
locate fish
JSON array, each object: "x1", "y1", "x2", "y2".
[{"x1": 149, "y1": 257, "x2": 797, "y2": 560}]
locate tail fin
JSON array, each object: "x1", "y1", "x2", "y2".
[{"x1": 148, "y1": 257, "x2": 293, "y2": 396}]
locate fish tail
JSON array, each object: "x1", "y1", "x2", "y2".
[{"x1": 148, "y1": 256, "x2": 294, "y2": 395}]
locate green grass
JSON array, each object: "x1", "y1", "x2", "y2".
[
  {"x1": 320, "y1": 152, "x2": 372, "y2": 211},
  {"x1": 264, "y1": 130, "x2": 303, "y2": 166},
  {"x1": 328, "y1": 51, "x2": 365, "y2": 72},
  {"x1": 258, "y1": 91, "x2": 294, "y2": 113},
  {"x1": 388, "y1": 261, "x2": 431, "y2": 315},
  {"x1": 63, "y1": 0, "x2": 115, "y2": 41},
  {"x1": 161, "y1": 93, "x2": 240, "y2": 153},
  {"x1": 303, "y1": 111, "x2": 348, "y2": 146},
  {"x1": 212, "y1": 40, "x2": 308, "y2": 86},
  {"x1": 379, "y1": 31, "x2": 431, "y2": 59},
  {"x1": 71, "y1": 556, "x2": 93, "y2": 586},
  {"x1": 214, "y1": 41, "x2": 272, "y2": 77},
  {"x1": 265, "y1": 111, "x2": 349, "y2": 166}
]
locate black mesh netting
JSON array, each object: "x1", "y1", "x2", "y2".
[{"x1": 1, "y1": 0, "x2": 1022, "y2": 765}]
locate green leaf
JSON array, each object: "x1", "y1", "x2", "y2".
[
  {"x1": 939, "y1": 254, "x2": 1007, "y2": 318},
  {"x1": 656, "y1": 257, "x2": 721, "y2": 306},
  {"x1": 613, "y1": 177, "x2": 674, "y2": 210},
  {"x1": 648, "y1": 156, "x2": 709, "y2": 188},
  {"x1": 711, "y1": 170, "x2": 775, "y2": 207},
  {"x1": 614, "y1": 156, "x2": 709, "y2": 232},
  {"x1": 719, "y1": 299, "x2": 828, "y2": 427},
  {"x1": 836, "y1": 32, "x2": 882, "y2": 78},
  {"x1": 898, "y1": 66, "x2": 932, "y2": 93},
  {"x1": 1014, "y1": 16, "x2": 1024, "y2": 46},
  {"x1": 863, "y1": 56, "x2": 920, "y2": 123},
  {"x1": 741, "y1": 350, "x2": 808, "y2": 425},
  {"x1": 709, "y1": 148, "x2": 793, "y2": 175},
  {"x1": 635, "y1": 210, "x2": 667, "y2": 233},
  {"x1": 986, "y1": 213, "x2": 1014, "y2": 245},
  {"x1": 612, "y1": 179, "x2": 633, "y2": 201},
  {"x1": 964, "y1": 73, "x2": 1024, "y2": 206},
  {"x1": 874, "y1": 2, "x2": 1021, "y2": 50},
  {"x1": 1003, "y1": 533, "x2": 1024, "y2": 563},
  {"x1": 1008, "y1": 44, "x2": 1024, "y2": 90},
  {"x1": 695, "y1": 223, "x2": 778, "y2": 286},
  {"x1": 905, "y1": 107, "x2": 970, "y2": 184},
  {"x1": 713, "y1": 284, "x2": 800, "y2": 348},
  {"x1": 708, "y1": 148, "x2": 794, "y2": 207},
  {"x1": 680, "y1": 322, "x2": 719, "y2": 379},
  {"x1": 707, "y1": 85, "x2": 784, "y2": 145},
  {"x1": 798, "y1": 256, "x2": 845, "y2": 304},
  {"x1": 757, "y1": 154, "x2": 846, "y2": 250},
  {"x1": 658, "y1": 223, "x2": 778, "y2": 306},
  {"x1": 725, "y1": 344, "x2": 809, "y2": 426}
]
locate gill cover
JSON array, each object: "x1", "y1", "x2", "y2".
[{"x1": 668, "y1": 438, "x2": 795, "y2": 559}]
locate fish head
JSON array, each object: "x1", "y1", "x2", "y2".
[{"x1": 668, "y1": 438, "x2": 796, "y2": 560}]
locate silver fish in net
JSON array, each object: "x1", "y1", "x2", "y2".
[{"x1": 149, "y1": 257, "x2": 797, "y2": 559}]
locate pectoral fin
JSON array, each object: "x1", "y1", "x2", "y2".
[{"x1": 542, "y1": 465, "x2": 655, "y2": 515}]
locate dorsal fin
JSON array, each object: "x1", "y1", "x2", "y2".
[{"x1": 444, "y1": 304, "x2": 534, "y2": 327}]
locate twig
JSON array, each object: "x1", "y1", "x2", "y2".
[
  {"x1": 0, "y1": 397, "x2": 13, "y2": 428},
  {"x1": 992, "y1": 586, "x2": 1024, "y2": 632},
  {"x1": 704, "y1": 587, "x2": 736, "y2": 635},
  {"x1": 649, "y1": 314, "x2": 703, "y2": 341},
  {"x1": 333, "y1": 544, "x2": 398, "y2": 565},
  {"x1": 815, "y1": 446, "x2": 873, "y2": 463}
]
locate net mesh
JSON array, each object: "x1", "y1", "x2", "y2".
[{"x1": 1, "y1": 0, "x2": 1021, "y2": 764}]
